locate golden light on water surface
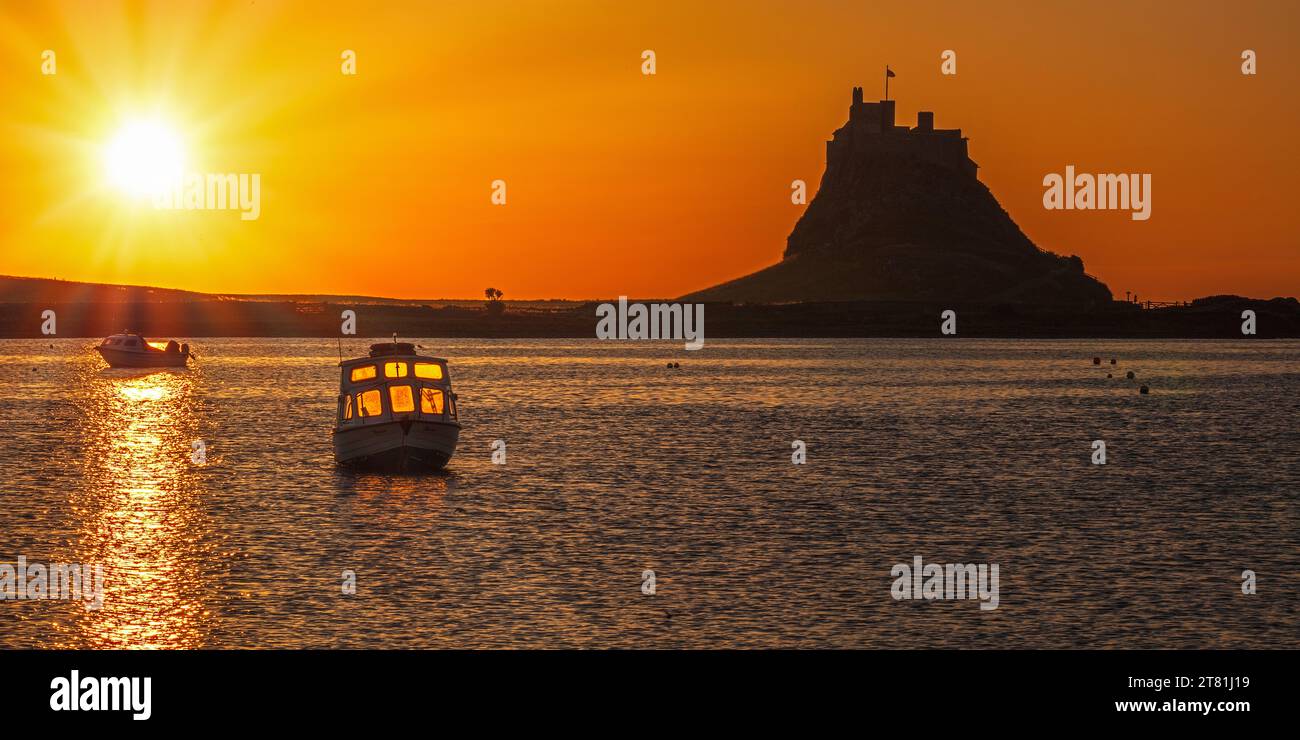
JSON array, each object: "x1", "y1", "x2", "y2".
[{"x1": 61, "y1": 367, "x2": 216, "y2": 649}]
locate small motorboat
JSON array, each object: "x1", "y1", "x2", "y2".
[
  {"x1": 95, "y1": 332, "x2": 192, "y2": 368},
  {"x1": 332, "y1": 340, "x2": 461, "y2": 472}
]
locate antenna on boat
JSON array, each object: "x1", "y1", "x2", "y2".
[{"x1": 337, "y1": 337, "x2": 343, "y2": 363}]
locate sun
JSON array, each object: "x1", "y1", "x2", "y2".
[{"x1": 104, "y1": 119, "x2": 186, "y2": 197}]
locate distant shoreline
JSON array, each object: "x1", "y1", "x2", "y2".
[{"x1": 2, "y1": 297, "x2": 1298, "y2": 339}]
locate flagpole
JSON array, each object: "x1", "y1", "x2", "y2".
[{"x1": 885, "y1": 66, "x2": 889, "y2": 101}]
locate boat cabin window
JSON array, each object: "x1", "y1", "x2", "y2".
[
  {"x1": 342, "y1": 394, "x2": 353, "y2": 420},
  {"x1": 420, "y1": 388, "x2": 445, "y2": 414},
  {"x1": 123, "y1": 338, "x2": 139, "y2": 348},
  {"x1": 384, "y1": 361, "x2": 408, "y2": 378},
  {"x1": 390, "y1": 385, "x2": 415, "y2": 413},
  {"x1": 414, "y1": 362, "x2": 443, "y2": 380},
  {"x1": 356, "y1": 389, "x2": 383, "y2": 417},
  {"x1": 350, "y1": 365, "x2": 377, "y2": 382}
]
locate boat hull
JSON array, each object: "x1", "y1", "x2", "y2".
[
  {"x1": 333, "y1": 418, "x2": 460, "y2": 472},
  {"x1": 96, "y1": 346, "x2": 189, "y2": 368}
]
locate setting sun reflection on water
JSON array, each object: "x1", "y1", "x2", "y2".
[{"x1": 63, "y1": 365, "x2": 217, "y2": 648}]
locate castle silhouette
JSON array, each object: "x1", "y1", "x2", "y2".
[
  {"x1": 828, "y1": 87, "x2": 978, "y2": 178},
  {"x1": 682, "y1": 86, "x2": 1111, "y2": 305}
]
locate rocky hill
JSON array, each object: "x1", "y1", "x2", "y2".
[{"x1": 685, "y1": 90, "x2": 1112, "y2": 305}]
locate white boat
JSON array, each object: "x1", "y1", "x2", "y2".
[
  {"x1": 332, "y1": 341, "x2": 461, "y2": 471},
  {"x1": 96, "y1": 332, "x2": 191, "y2": 368}
]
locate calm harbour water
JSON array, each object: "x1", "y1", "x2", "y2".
[{"x1": 0, "y1": 337, "x2": 1297, "y2": 649}]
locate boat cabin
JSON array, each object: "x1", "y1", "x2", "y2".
[
  {"x1": 102, "y1": 334, "x2": 145, "y2": 349},
  {"x1": 336, "y1": 343, "x2": 457, "y2": 427},
  {"x1": 100, "y1": 333, "x2": 176, "y2": 352}
]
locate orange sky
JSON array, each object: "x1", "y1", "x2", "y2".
[{"x1": 1, "y1": 0, "x2": 1296, "y2": 301}]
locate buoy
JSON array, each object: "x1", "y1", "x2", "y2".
[
  {"x1": 674, "y1": 362, "x2": 680, "y2": 368},
  {"x1": 666, "y1": 362, "x2": 672, "y2": 368},
  {"x1": 1139, "y1": 385, "x2": 1149, "y2": 394},
  {"x1": 1126, "y1": 371, "x2": 1135, "y2": 379},
  {"x1": 1106, "y1": 373, "x2": 1112, "y2": 378},
  {"x1": 1092, "y1": 357, "x2": 1100, "y2": 365},
  {"x1": 1110, "y1": 358, "x2": 1116, "y2": 365}
]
